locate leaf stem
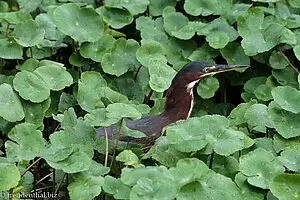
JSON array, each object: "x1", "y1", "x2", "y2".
[
  {"x1": 144, "y1": 90, "x2": 153, "y2": 104},
  {"x1": 35, "y1": 172, "x2": 53, "y2": 185},
  {"x1": 104, "y1": 127, "x2": 109, "y2": 167},
  {"x1": 54, "y1": 173, "x2": 66, "y2": 195},
  {"x1": 134, "y1": 65, "x2": 143, "y2": 81},
  {"x1": 110, "y1": 118, "x2": 123, "y2": 168},
  {"x1": 279, "y1": 49, "x2": 299, "y2": 74},
  {"x1": 209, "y1": 151, "x2": 215, "y2": 169},
  {"x1": 21, "y1": 157, "x2": 42, "y2": 177}
]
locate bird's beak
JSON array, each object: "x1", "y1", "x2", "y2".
[{"x1": 201, "y1": 64, "x2": 250, "y2": 77}]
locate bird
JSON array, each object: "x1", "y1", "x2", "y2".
[{"x1": 96, "y1": 61, "x2": 249, "y2": 145}]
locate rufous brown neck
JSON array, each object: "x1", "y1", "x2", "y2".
[{"x1": 161, "y1": 72, "x2": 203, "y2": 123}]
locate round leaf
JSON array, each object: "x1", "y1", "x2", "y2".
[
  {"x1": 54, "y1": 3, "x2": 103, "y2": 43},
  {"x1": 239, "y1": 148, "x2": 285, "y2": 189},
  {"x1": 270, "y1": 173, "x2": 300, "y2": 200},
  {"x1": 206, "y1": 32, "x2": 230, "y2": 49},
  {"x1": 0, "y1": 38, "x2": 23, "y2": 59},
  {"x1": 116, "y1": 150, "x2": 139, "y2": 167},
  {"x1": 244, "y1": 104, "x2": 274, "y2": 132},
  {"x1": 184, "y1": 0, "x2": 216, "y2": 16},
  {"x1": 197, "y1": 76, "x2": 219, "y2": 99},
  {"x1": 102, "y1": 38, "x2": 140, "y2": 76},
  {"x1": 80, "y1": 34, "x2": 115, "y2": 62},
  {"x1": 136, "y1": 41, "x2": 167, "y2": 66},
  {"x1": 271, "y1": 86, "x2": 300, "y2": 114},
  {"x1": 105, "y1": 0, "x2": 149, "y2": 15},
  {"x1": 34, "y1": 64, "x2": 73, "y2": 91},
  {"x1": 269, "y1": 51, "x2": 289, "y2": 69},
  {"x1": 97, "y1": 6, "x2": 133, "y2": 29},
  {"x1": 106, "y1": 103, "x2": 142, "y2": 120},
  {"x1": 13, "y1": 71, "x2": 50, "y2": 103},
  {"x1": 14, "y1": 19, "x2": 45, "y2": 47},
  {"x1": 6, "y1": 123, "x2": 45, "y2": 161},
  {"x1": 269, "y1": 101, "x2": 300, "y2": 139},
  {"x1": 0, "y1": 162, "x2": 21, "y2": 191},
  {"x1": 0, "y1": 83, "x2": 24, "y2": 122},
  {"x1": 279, "y1": 148, "x2": 300, "y2": 172}
]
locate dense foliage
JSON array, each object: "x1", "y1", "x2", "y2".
[{"x1": 0, "y1": 0, "x2": 300, "y2": 199}]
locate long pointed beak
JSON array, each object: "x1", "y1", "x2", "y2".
[{"x1": 201, "y1": 64, "x2": 250, "y2": 77}]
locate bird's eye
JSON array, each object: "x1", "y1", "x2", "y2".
[{"x1": 203, "y1": 67, "x2": 209, "y2": 72}]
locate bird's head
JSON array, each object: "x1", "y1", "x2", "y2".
[{"x1": 171, "y1": 61, "x2": 249, "y2": 86}]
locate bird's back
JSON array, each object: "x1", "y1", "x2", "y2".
[{"x1": 95, "y1": 114, "x2": 172, "y2": 145}]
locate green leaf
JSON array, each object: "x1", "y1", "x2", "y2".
[
  {"x1": 244, "y1": 77, "x2": 267, "y2": 94},
  {"x1": 235, "y1": 173, "x2": 265, "y2": 200},
  {"x1": 244, "y1": 104, "x2": 274, "y2": 132},
  {"x1": 35, "y1": 13, "x2": 65, "y2": 42},
  {"x1": 149, "y1": 0, "x2": 176, "y2": 16},
  {"x1": 136, "y1": 16, "x2": 168, "y2": 45},
  {"x1": 17, "y1": 58, "x2": 39, "y2": 72},
  {"x1": 68, "y1": 161, "x2": 108, "y2": 200},
  {"x1": 97, "y1": 6, "x2": 133, "y2": 29},
  {"x1": 105, "y1": 0, "x2": 149, "y2": 15},
  {"x1": 197, "y1": 76, "x2": 219, "y2": 99},
  {"x1": 106, "y1": 103, "x2": 142, "y2": 120},
  {"x1": 47, "y1": 151, "x2": 91, "y2": 174},
  {"x1": 269, "y1": 51, "x2": 289, "y2": 69},
  {"x1": 0, "y1": 38, "x2": 23, "y2": 59},
  {"x1": 116, "y1": 150, "x2": 139, "y2": 167},
  {"x1": 254, "y1": 84, "x2": 273, "y2": 101},
  {"x1": 198, "y1": 18, "x2": 238, "y2": 42},
  {"x1": 77, "y1": 71, "x2": 128, "y2": 112},
  {"x1": 228, "y1": 100, "x2": 257, "y2": 127},
  {"x1": 206, "y1": 31, "x2": 229, "y2": 49},
  {"x1": 54, "y1": 3, "x2": 103, "y2": 42},
  {"x1": 14, "y1": 19, "x2": 45, "y2": 47},
  {"x1": 0, "y1": 1, "x2": 8, "y2": 12},
  {"x1": 238, "y1": 8, "x2": 283, "y2": 56},
  {"x1": 121, "y1": 165, "x2": 177, "y2": 199},
  {"x1": 224, "y1": 3, "x2": 251, "y2": 25},
  {"x1": 166, "y1": 37, "x2": 197, "y2": 65},
  {"x1": 0, "y1": 162, "x2": 21, "y2": 191},
  {"x1": 102, "y1": 38, "x2": 140, "y2": 76},
  {"x1": 189, "y1": 172, "x2": 243, "y2": 200},
  {"x1": 103, "y1": 176, "x2": 131, "y2": 199},
  {"x1": 271, "y1": 86, "x2": 300, "y2": 114},
  {"x1": 80, "y1": 34, "x2": 115, "y2": 62},
  {"x1": 34, "y1": 64, "x2": 73, "y2": 91},
  {"x1": 13, "y1": 71, "x2": 50, "y2": 103},
  {"x1": 279, "y1": 148, "x2": 300, "y2": 172},
  {"x1": 143, "y1": 136, "x2": 188, "y2": 167},
  {"x1": 18, "y1": 0, "x2": 42, "y2": 12},
  {"x1": 272, "y1": 67, "x2": 299, "y2": 88},
  {"x1": 239, "y1": 148, "x2": 285, "y2": 189},
  {"x1": 148, "y1": 60, "x2": 176, "y2": 92},
  {"x1": 166, "y1": 116, "x2": 253, "y2": 155},
  {"x1": 189, "y1": 43, "x2": 218, "y2": 63},
  {"x1": 220, "y1": 42, "x2": 250, "y2": 65},
  {"x1": 270, "y1": 173, "x2": 300, "y2": 200},
  {"x1": 0, "y1": 83, "x2": 24, "y2": 122},
  {"x1": 5, "y1": 123, "x2": 45, "y2": 162},
  {"x1": 163, "y1": 7, "x2": 201, "y2": 40},
  {"x1": 84, "y1": 108, "x2": 118, "y2": 127},
  {"x1": 136, "y1": 41, "x2": 167, "y2": 66},
  {"x1": 170, "y1": 158, "x2": 210, "y2": 186},
  {"x1": 288, "y1": 0, "x2": 300, "y2": 8},
  {"x1": 269, "y1": 101, "x2": 300, "y2": 139},
  {"x1": 184, "y1": 0, "x2": 216, "y2": 16},
  {"x1": 23, "y1": 101, "x2": 44, "y2": 129},
  {"x1": 273, "y1": 134, "x2": 300, "y2": 153}
]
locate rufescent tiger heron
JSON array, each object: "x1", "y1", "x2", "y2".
[{"x1": 96, "y1": 61, "x2": 249, "y2": 145}]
